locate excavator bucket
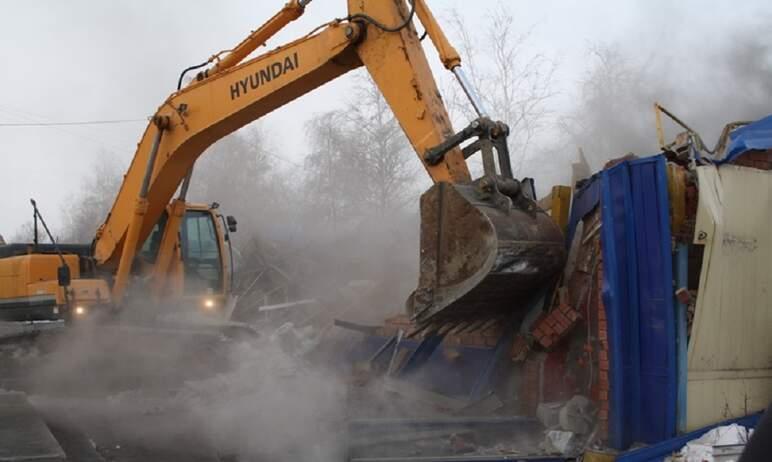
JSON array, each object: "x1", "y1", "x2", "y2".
[{"x1": 408, "y1": 180, "x2": 566, "y2": 330}]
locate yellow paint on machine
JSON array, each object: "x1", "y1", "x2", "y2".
[
  {"x1": 0, "y1": 254, "x2": 80, "y2": 299},
  {"x1": 688, "y1": 165, "x2": 772, "y2": 430},
  {"x1": 0, "y1": 253, "x2": 110, "y2": 306}
]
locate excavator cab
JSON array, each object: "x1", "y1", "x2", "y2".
[
  {"x1": 136, "y1": 203, "x2": 235, "y2": 316},
  {"x1": 178, "y1": 205, "x2": 234, "y2": 313}
]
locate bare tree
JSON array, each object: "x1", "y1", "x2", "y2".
[
  {"x1": 188, "y1": 124, "x2": 293, "y2": 241},
  {"x1": 342, "y1": 78, "x2": 420, "y2": 211},
  {"x1": 59, "y1": 152, "x2": 125, "y2": 243},
  {"x1": 51, "y1": 125, "x2": 285, "y2": 248},
  {"x1": 446, "y1": 3, "x2": 557, "y2": 176},
  {"x1": 303, "y1": 77, "x2": 420, "y2": 227},
  {"x1": 9, "y1": 221, "x2": 44, "y2": 243},
  {"x1": 303, "y1": 111, "x2": 368, "y2": 228}
]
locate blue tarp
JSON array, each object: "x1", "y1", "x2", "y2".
[
  {"x1": 618, "y1": 411, "x2": 763, "y2": 462},
  {"x1": 601, "y1": 155, "x2": 677, "y2": 449},
  {"x1": 717, "y1": 114, "x2": 772, "y2": 164}
]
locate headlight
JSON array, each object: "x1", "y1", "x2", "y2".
[
  {"x1": 203, "y1": 298, "x2": 215, "y2": 309},
  {"x1": 74, "y1": 305, "x2": 86, "y2": 316}
]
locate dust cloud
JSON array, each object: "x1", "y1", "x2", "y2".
[
  {"x1": 533, "y1": 24, "x2": 772, "y2": 186},
  {"x1": 3, "y1": 4, "x2": 770, "y2": 461},
  {"x1": 17, "y1": 316, "x2": 349, "y2": 460}
]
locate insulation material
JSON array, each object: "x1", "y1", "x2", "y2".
[
  {"x1": 675, "y1": 423, "x2": 750, "y2": 462},
  {"x1": 688, "y1": 165, "x2": 772, "y2": 430}
]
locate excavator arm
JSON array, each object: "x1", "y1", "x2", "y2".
[{"x1": 96, "y1": 0, "x2": 565, "y2": 329}]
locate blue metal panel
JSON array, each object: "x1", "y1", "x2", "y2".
[
  {"x1": 601, "y1": 155, "x2": 678, "y2": 448},
  {"x1": 397, "y1": 334, "x2": 446, "y2": 377},
  {"x1": 343, "y1": 336, "x2": 499, "y2": 398},
  {"x1": 628, "y1": 156, "x2": 676, "y2": 443},
  {"x1": 469, "y1": 326, "x2": 515, "y2": 400},
  {"x1": 566, "y1": 174, "x2": 601, "y2": 246},
  {"x1": 601, "y1": 162, "x2": 641, "y2": 449}
]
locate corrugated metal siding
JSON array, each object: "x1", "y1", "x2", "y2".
[
  {"x1": 601, "y1": 155, "x2": 677, "y2": 448},
  {"x1": 601, "y1": 162, "x2": 641, "y2": 449},
  {"x1": 628, "y1": 157, "x2": 677, "y2": 441},
  {"x1": 688, "y1": 165, "x2": 772, "y2": 430}
]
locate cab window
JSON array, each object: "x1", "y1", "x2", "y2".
[
  {"x1": 181, "y1": 210, "x2": 222, "y2": 294},
  {"x1": 139, "y1": 212, "x2": 168, "y2": 263}
]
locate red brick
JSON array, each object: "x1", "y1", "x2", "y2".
[
  {"x1": 599, "y1": 329, "x2": 608, "y2": 341},
  {"x1": 598, "y1": 374, "x2": 609, "y2": 391},
  {"x1": 733, "y1": 157, "x2": 753, "y2": 168},
  {"x1": 599, "y1": 409, "x2": 609, "y2": 420},
  {"x1": 554, "y1": 310, "x2": 570, "y2": 327},
  {"x1": 599, "y1": 350, "x2": 608, "y2": 361},
  {"x1": 598, "y1": 319, "x2": 607, "y2": 332},
  {"x1": 599, "y1": 359, "x2": 609, "y2": 371}
]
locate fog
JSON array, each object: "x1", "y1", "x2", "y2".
[
  {"x1": 1, "y1": 0, "x2": 769, "y2": 236},
  {"x1": 0, "y1": 0, "x2": 770, "y2": 460}
]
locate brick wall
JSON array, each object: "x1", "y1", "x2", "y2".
[
  {"x1": 730, "y1": 149, "x2": 772, "y2": 170},
  {"x1": 592, "y1": 260, "x2": 610, "y2": 435}
]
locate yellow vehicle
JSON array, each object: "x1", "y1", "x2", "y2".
[
  {"x1": 0, "y1": 200, "x2": 236, "y2": 321},
  {"x1": 0, "y1": 0, "x2": 564, "y2": 330}
]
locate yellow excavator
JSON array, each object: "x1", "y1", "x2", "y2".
[{"x1": 0, "y1": 0, "x2": 564, "y2": 331}]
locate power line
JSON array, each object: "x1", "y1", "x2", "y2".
[
  {"x1": 0, "y1": 105, "x2": 137, "y2": 155},
  {"x1": 0, "y1": 118, "x2": 146, "y2": 127}
]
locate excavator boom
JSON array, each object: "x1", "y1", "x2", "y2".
[{"x1": 93, "y1": 0, "x2": 565, "y2": 328}]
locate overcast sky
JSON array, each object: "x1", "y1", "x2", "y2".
[{"x1": 1, "y1": 0, "x2": 769, "y2": 237}]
